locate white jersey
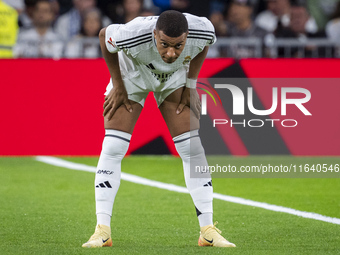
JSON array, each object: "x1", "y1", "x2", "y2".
[{"x1": 105, "y1": 13, "x2": 216, "y2": 93}]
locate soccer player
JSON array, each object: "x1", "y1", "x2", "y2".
[{"x1": 82, "y1": 10, "x2": 236, "y2": 248}]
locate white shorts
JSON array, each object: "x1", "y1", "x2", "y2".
[{"x1": 104, "y1": 79, "x2": 185, "y2": 107}]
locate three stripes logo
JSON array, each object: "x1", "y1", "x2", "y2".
[
  {"x1": 116, "y1": 33, "x2": 152, "y2": 49},
  {"x1": 203, "y1": 180, "x2": 212, "y2": 187},
  {"x1": 96, "y1": 181, "x2": 112, "y2": 188},
  {"x1": 187, "y1": 29, "x2": 215, "y2": 45}
]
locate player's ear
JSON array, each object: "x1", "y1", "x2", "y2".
[
  {"x1": 184, "y1": 31, "x2": 189, "y2": 39},
  {"x1": 183, "y1": 31, "x2": 189, "y2": 41},
  {"x1": 153, "y1": 29, "x2": 157, "y2": 38}
]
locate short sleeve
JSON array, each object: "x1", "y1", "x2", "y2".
[
  {"x1": 203, "y1": 17, "x2": 217, "y2": 46},
  {"x1": 105, "y1": 24, "x2": 121, "y2": 53},
  {"x1": 105, "y1": 17, "x2": 156, "y2": 54},
  {"x1": 185, "y1": 14, "x2": 217, "y2": 48}
]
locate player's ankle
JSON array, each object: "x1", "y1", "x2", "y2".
[
  {"x1": 97, "y1": 213, "x2": 111, "y2": 227},
  {"x1": 198, "y1": 213, "x2": 213, "y2": 228}
]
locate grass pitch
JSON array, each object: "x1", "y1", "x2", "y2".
[{"x1": 0, "y1": 156, "x2": 340, "y2": 254}]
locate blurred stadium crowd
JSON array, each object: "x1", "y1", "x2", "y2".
[{"x1": 1, "y1": 0, "x2": 340, "y2": 59}]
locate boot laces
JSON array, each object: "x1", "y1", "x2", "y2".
[
  {"x1": 89, "y1": 225, "x2": 106, "y2": 241},
  {"x1": 212, "y1": 221, "x2": 222, "y2": 234}
]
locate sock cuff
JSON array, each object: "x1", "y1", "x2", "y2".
[
  {"x1": 173, "y1": 129, "x2": 199, "y2": 142},
  {"x1": 105, "y1": 129, "x2": 132, "y2": 142}
]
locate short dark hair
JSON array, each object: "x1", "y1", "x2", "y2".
[{"x1": 156, "y1": 10, "x2": 188, "y2": 37}]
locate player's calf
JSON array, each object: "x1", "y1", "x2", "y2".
[
  {"x1": 95, "y1": 129, "x2": 131, "y2": 224},
  {"x1": 174, "y1": 130, "x2": 213, "y2": 227}
]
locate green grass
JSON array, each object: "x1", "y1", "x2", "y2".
[{"x1": 0, "y1": 156, "x2": 340, "y2": 254}]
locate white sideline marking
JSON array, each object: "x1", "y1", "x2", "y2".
[{"x1": 36, "y1": 156, "x2": 340, "y2": 225}]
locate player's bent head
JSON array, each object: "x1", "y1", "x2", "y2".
[
  {"x1": 154, "y1": 10, "x2": 189, "y2": 64},
  {"x1": 156, "y1": 10, "x2": 188, "y2": 37}
]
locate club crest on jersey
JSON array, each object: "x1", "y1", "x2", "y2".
[
  {"x1": 107, "y1": 37, "x2": 116, "y2": 48},
  {"x1": 183, "y1": 56, "x2": 191, "y2": 65}
]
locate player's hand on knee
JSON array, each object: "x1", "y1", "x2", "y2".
[
  {"x1": 176, "y1": 87, "x2": 201, "y2": 119},
  {"x1": 103, "y1": 86, "x2": 132, "y2": 120}
]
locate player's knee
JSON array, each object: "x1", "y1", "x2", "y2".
[
  {"x1": 174, "y1": 130, "x2": 205, "y2": 159},
  {"x1": 102, "y1": 137, "x2": 128, "y2": 159},
  {"x1": 101, "y1": 132, "x2": 130, "y2": 159},
  {"x1": 189, "y1": 137, "x2": 205, "y2": 157}
]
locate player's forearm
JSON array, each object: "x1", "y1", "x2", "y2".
[
  {"x1": 187, "y1": 46, "x2": 209, "y2": 79},
  {"x1": 99, "y1": 27, "x2": 124, "y2": 88}
]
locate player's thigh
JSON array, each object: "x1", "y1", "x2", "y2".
[
  {"x1": 159, "y1": 87, "x2": 199, "y2": 138},
  {"x1": 104, "y1": 100, "x2": 143, "y2": 134}
]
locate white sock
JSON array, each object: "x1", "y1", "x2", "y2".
[
  {"x1": 174, "y1": 130, "x2": 214, "y2": 227},
  {"x1": 97, "y1": 213, "x2": 111, "y2": 227},
  {"x1": 198, "y1": 213, "x2": 213, "y2": 227},
  {"x1": 95, "y1": 129, "x2": 131, "y2": 227}
]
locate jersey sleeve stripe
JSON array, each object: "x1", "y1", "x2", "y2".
[
  {"x1": 120, "y1": 38, "x2": 153, "y2": 49},
  {"x1": 117, "y1": 36, "x2": 152, "y2": 47},
  {"x1": 187, "y1": 36, "x2": 214, "y2": 40},
  {"x1": 188, "y1": 29, "x2": 215, "y2": 34},
  {"x1": 115, "y1": 33, "x2": 152, "y2": 44},
  {"x1": 188, "y1": 33, "x2": 214, "y2": 39}
]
